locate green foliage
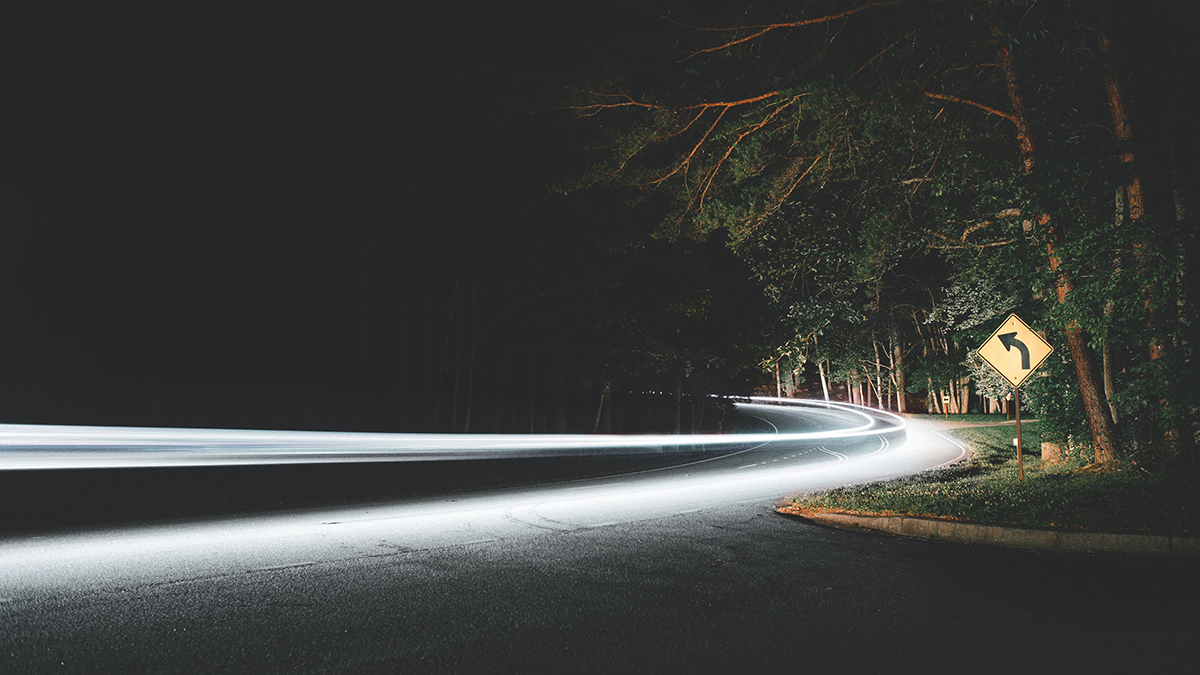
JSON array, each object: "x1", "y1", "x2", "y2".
[
  {"x1": 791, "y1": 423, "x2": 1200, "y2": 533},
  {"x1": 1023, "y1": 342, "x2": 1091, "y2": 460},
  {"x1": 557, "y1": 0, "x2": 1198, "y2": 459}
]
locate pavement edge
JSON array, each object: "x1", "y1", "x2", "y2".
[{"x1": 777, "y1": 507, "x2": 1200, "y2": 558}]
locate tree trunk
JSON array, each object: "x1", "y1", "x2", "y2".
[
  {"x1": 991, "y1": 7, "x2": 1119, "y2": 463},
  {"x1": 602, "y1": 383, "x2": 613, "y2": 433},
  {"x1": 1103, "y1": 183, "x2": 1120, "y2": 428},
  {"x1": 673, "y1": 366, "x2": 683, "y2": 434},
  {"x1": 592, "y1": 382, "x2": 609, "y2": 433},
  {"x1": 1102, "y1": 328, "x2": 1119, "y2": 426},
  {"x1": 817, "y1": 359, "x2": 830, "y2": 401},
  {"x1": 890, "y1": 327, "x2": 906, "y2": 413},
  {"x1": 1092, "y1": 0, "x2": 1188, "y2": 461},
  {"x1": 880, "y1": 376, "x2": 888, "y2": 411},
  {"x1": 872, "y1": 341, "x2": 883, "y2": 410}
]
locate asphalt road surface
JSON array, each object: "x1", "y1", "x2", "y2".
[{"x1": 1, "y1": 402, "x2": 1195, "y2": 673}]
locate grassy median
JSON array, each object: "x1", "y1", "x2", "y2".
[{"x1": 784, "y1": 415, "x2": 1200, "y2": 534}]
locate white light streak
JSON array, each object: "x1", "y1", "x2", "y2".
[
  {"x1": 0, "y1": 398, "x2": 905, "y2": 470},
  {"x1": 0, "y1": 417, "x2": 971, "y2": 603}
]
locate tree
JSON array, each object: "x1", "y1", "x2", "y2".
[{"x1": 559, "y1": 0, "x2": 1197, "y2": 466}]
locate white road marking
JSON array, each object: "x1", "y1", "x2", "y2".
[
  {"x1": 818, "y1": 447, "x2": 849, "y2": 462},
  {"x1": 930, "y1": 431, "x2": 971, "y2": 467}
]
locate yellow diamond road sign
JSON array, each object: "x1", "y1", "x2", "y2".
[{"x1": 976, "y1": 313, "x2": 1054, "y2": 389}]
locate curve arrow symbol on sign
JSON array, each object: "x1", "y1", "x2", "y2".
[{"x1": 998, "y1": 332, "x2": 1030, "y2": 370}]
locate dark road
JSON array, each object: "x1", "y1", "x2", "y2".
[{"x1": 1, "y1": 402, "x2": 1195, "y2": 673}]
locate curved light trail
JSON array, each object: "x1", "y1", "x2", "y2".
[
  {"x1": 0, "y1": 397, "x2": 904, "y2": 470},
  {"x1": 0, "y1": 399, "x2": 965, "y2": 611}
]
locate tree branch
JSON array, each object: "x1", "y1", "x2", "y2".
[
  {"x1": 680, "y1": 1, "x2": 907, "y2": 60},
  {"x1": 698, "y1": 96, "x2": 802, "y2": 207},
  {"x1": 564, "y1": 90, "x2": 657, "y2": 117},
  {"x1": 928, "y1": 239, "x2": 1016, "y2": 250},
  {"x1": 642, "y1": 106, "x2": 729, "y2": 187},
  {"x1": 567, "y1": 90, "x2": 780, "y2": 118},
  {"x1": 679, "y1": 91, "x2": 781, "y2": 110},
  {"x1": 923, "y1": 92, "x2": 1015, "y2": 124},
  {"x1": 851, "y1": 27, "x2": 920, "y2": 78}
]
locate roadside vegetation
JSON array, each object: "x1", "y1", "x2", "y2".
[
  {"x1": 561, "y1": 1, "x2": 1199, "y2": 475},
  {"x1": 785, "y1": 416, "x2": 1200, "y2": 534}
]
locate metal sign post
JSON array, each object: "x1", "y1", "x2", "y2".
[
  {"x1": 977, "y1": 314, "x2": 1053, "y2": 482},
  {"x1": 1014, "y1": 386, "x2": 1023, "y2": 480}
]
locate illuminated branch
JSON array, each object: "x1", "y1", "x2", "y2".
[
  {"x1": 961, "y1": 209, "x2": 1023, "y2": 241},
  {"x1": 928, "y1": 239, "x2": 1016, "y2": 250},
  {"x1": 565, "y1": 90, "x2": 657, "y2": 117},
  {"x1": 923, "y1": 92, "x2": 1015, "y2": 124},
  {"x1": 928, "y1": 209, "x2": 1024, "y2": 246},
  {"x1": 789, "y1": 125, "x2": 853, "y2": 200},
  {"x1": 679, "y1": 91, "x2": 781, "y2": 110},
  {"x1": 643, "y1": 106, "x2": 729, "y2": 187},
  {"x1": 698, "y1": 96, "x2": 802, "y2": 206},
  {"x1": 638, "y1": 93, "x2": 786, "y2": 189},
  {"x1": 775, "y1": 153, "x2": 826, "y2": 208},
  {"x1": 730, "y1": 142, "x2": 838, "y2": 246},
  {"x1": 569, "y1": 90, "x2": 780, "y2": 123},
  {"x1": 910, "y1": 136, "x2": 946, "y2": 197},
  {"x1": 666, "y1": 108, "x2": 708, "y2": 139},
  {"x1": 851, "y1": 27, "x2": 920, "y2": 78},
  {"x1": 680, "y1": 0, "x2": 906, "y2": 60}
]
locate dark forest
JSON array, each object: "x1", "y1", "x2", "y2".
[
  {"x1": 2, "y1": 1, "x2": 773, "y2": 434},
  {"x1": 3, "y1": 1, "x2": 1198, "y2": 469}
]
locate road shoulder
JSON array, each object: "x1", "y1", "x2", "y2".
[{"x1": 776, "y1": 506, "x2": 1200, "y2": 558}]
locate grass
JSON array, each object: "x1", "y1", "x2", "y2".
[
  {"x1": 787, "y1": 420, "x2": 1200, "y2": 534},
  {"x1": 909, "y1": 413, "x2": 1022, "y2": 424}
]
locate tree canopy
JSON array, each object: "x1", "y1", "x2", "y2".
[{"x1": 559, "y1": 0, "x2": 1199, "y2": 469}]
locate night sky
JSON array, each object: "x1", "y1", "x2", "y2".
[
  {"x1": 1, "y1": 1, "x2": 764, "y2": 432},
  {"x1": 2, "y1": 1, "x2": 1196, "y2": 432}
]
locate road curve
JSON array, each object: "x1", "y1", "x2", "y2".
[
  {"x1": 0, "y1": 399, "x2": 997, "y2": 674},
  {"x1": 0, "y1": 398, "x2": 905, "y2": 470},
  {"x1": 0, "y1": 399, "x2": 961, "y2": 604}
]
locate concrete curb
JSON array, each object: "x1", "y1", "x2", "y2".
[{"x1": 779, "y1": 508, "x2": 1200, "y2": 558}]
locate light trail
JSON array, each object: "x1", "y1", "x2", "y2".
[
  {"x1": 0, "y1": 410, "x2": 965, "y2": 605},
  {"x1": 0, "y1": 398, "x2": 904, "y2": 470}
]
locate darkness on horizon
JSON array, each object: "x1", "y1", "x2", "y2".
[
  {"x1": 0, "y1": 1, "x2": 772, "y2": 433},
  {"x1": 2, "y1": 1, "x2": 1195, "y2": 452}
]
